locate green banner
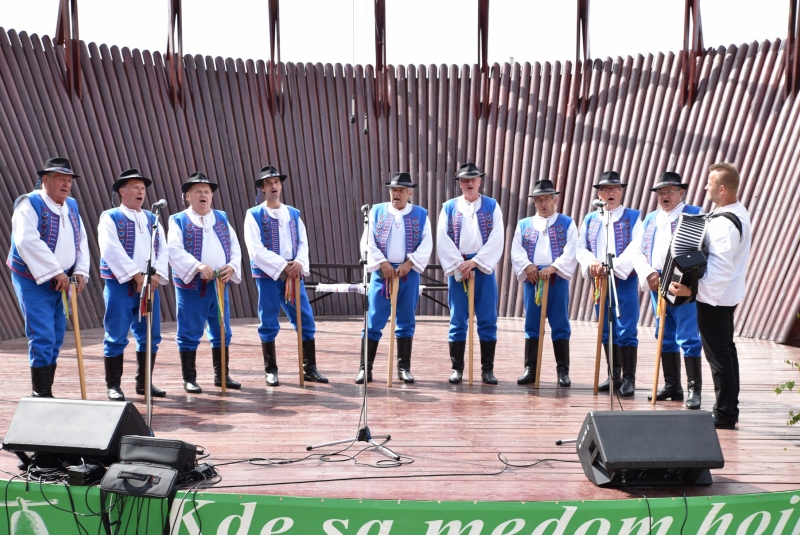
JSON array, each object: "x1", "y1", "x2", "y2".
[{"x1": 2, "y1": 480, "x2": 799, "y2": 534}]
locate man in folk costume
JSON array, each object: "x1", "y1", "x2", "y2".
[
  {"x1": 98, "y1": 169, "x2": 170, "y2": 401},
  {"x1": 8, "y1": 157, "x2": 90, "y2": 397},
  {"x1": 576, "y1": 171, "x2": 643, "y2": 397},
  {"x1": 357, "y1": 172, "x2": 433, "y2": 384},
  {"x1": 168, "y1": 172, "x2": 243, "y2": 393},
  {"x1": 511, "y1": 179, "x2": 578, "y2": 386},
  {"x1": 436, "y1": 163, "x2": 504, "y2": 385},
  {"x1": 631, "y1": 172, "x2": 704, "y2": 409},
  {"x1": 244, "y1": 165, "x2": 328, "y2": 387}
]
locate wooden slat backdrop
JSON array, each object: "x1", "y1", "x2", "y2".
[{"x1": 1, "y1": 28, "x2": 799, "y2": 344}]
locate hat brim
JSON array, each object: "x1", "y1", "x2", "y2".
[
  {"x1": 182, "y1": 181, "x2": 219, "y2": 193},
  {"x1": 255, "y1": 175, "x2": 288, "y2": 188},
  {"x1": 592, "y1": 183, "x2": 628, "y2": 189},
  {"x1": 384, "y1": 182, "x2": 417, "y2": 188},
  {"x1": 37, "y1": 169, "x2": 81, "y2": 178},
  {"x1": 112, "y1": 176, "x2": 152, "y2": 193},
  {"x1": 649, "y1": 182, "x2": 689, "y2": 192},
  {"x1": 528, "y1": 190, "x2": 560, "y2": 197},
  {"x1": 454, "y1": 172, "x2": 485, "y2": 180}
]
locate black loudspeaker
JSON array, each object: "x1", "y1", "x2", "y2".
[
  {"x1": 2, "y1": 398, "x2": 150, "y2": 461},
  {"x1": 576, "y1": 411, "x2": 724, "y2": 487}
]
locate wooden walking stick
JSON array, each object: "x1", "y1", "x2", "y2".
[
  {"x1": 534, "y1": 279, "x2": 550, "y2": 389},
  {"x1": 387, "y1": 276, "x2": 399, "y2": 387},
  {"x1": 216, "y1": 276, "x2": 227, "y2": 394},
  {"x1": 593, "y1": 277, "x2": 608, "y2": 395},
  {"x1": 651, "y1": 292, "x2": 668, "y2": 405},
  {"x1": 467, "y1": 275, "x2": 475, "y2": 386},
  {"x1": 68, "y1": 277, "x2": 86, "y2": 400},
  {"x1": 295, "y1": 276, "x2": 305, "y2": 387}
]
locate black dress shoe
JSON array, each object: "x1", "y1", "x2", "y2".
[
  {"x1": 183, "y1": 380, "x2": 202, "y2": 394},
  {"x1": 265, "y1": 372, "x2": 280, "y2": 387},
  {"x1": 448, "y1": 370, "x2": 463, "y2": 384},
  {"x1": 647, "y1": 385, "x2": 683, "y2": 401},
  {"x1": 304, "y1": 368, "x2": 329, "y2": 383},
  {"x1": 481, "y1": 371, "x2": 498, "y2": 385},
  {"x1": 557, "y1": 373, "x2": 571, "y2": 387},
  {"x1": 107, "y1": 386, "x2": 125, "y2": 401},
  {"x1": 517, "y1": 368, "x2": 535, "y2": 385},
  {"x1": 398, "y1": 369, "x2": 415, "y2": 384},
  {"x1": 214, "y1": 375, "x2": 242, "y2": 389},
  {"x1": 136, "y1": 384, "x2": 167, "y2": 397},
  {"x1": 713, "y1": 413, "x2": 736, "y2": 429},
  {"x1": 354, "y1": 369, "x2": 373, "y2": 384}
]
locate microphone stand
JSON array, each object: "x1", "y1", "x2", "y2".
[
  {"x1": 306, "y1": 204, "x2": 399, "y2": 460},
  {"x1": 598, "y1": 203, "x2": 620, "y2": 410},
  {"x1": 139, "y1": 201, "x2": 164, "y2": 432}
]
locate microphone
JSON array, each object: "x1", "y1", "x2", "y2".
[
  {"x1": 350, "y1": 95, "x2": 356, "y2": 124},
  {"x1": 361, "y1": 204, "x2": 370, "y2": 215},
  {"x1": 592, "y1": 199, "x2": 608, "y2": 209},
  {"x1": 151, "y1": 199, "x2": 167, "y2": 210}
]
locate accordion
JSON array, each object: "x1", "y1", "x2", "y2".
[{"x1": 660, "y1": 214, "x2": 708, "y2": 306}]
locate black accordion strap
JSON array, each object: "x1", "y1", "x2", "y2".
[{"x1": 708, "y1": 212, "x2": 742, "y2": 237}]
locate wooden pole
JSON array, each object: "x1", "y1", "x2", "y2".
[
  {"x1": 593, "y1": 278, "x2": 608, "y2": 395},
  {"x1": 467, "y1": 276, "x2": 475, "y2": 386},
  {"x1": 651, "y1": 293, "x2": 668, "y2": 405},
  {"x1": 217, "y1": 279, "x2": 227, "y2": 394},
  {"x1": 387, "y1": 277, "x2": 399, "y2": 387},
  {"x1": 295, "y1": 276, "x2": 305, "y2": 387},
  {"x1": 69, "y1": 279, "x2": 86, "y2": 400},
  {"x1": 534, "y1": 280, "x2": 550, "y2": 389}
]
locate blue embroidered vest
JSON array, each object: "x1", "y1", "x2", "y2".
[
  {"x1": 584, "y1": 207, "x2": 641, "y2": 258},
  {"x1": 7, "y1": 194, "x2": 81, "y2": 280},
  {"x1": 519, "y1": 214, "x2": 572, "y2": 265},
  {"x1": 642, "y1": 204, "x2": 702, "y2": 265},
  {"x1": 444, "y1": 196, "x2": 496, "y2": 250},
  {"x1": 372, "y1": 203, "x2": 426, "y2": 259},
  {"x1": 172, "y1": 211, "x2": 233, "y2": 289},
  {"x1": 99, "y1": 208, "x2": 161, "y2": 280},
  {"x1": 249, "y1": 205, "x2": 300, "y2": 279}
]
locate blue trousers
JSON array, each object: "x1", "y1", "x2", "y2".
[
  {"x1": 12, "y1": 272, "x2": 66, "y2": 368},
  {"x1": 365, "y1": 267, "x2": 420, "y2": 341},
  {"x1": 255, "y1": 277, "x2": 315, "y2": 342},
  {"x1": 594, "y1": 276, "x2": 639, "y2": 347},
  {"x1": 176, "y1": 281, "x2": 231, "y2": 351},
  {"x1": 103, "y1": 279, "x2": 162, "y2": 357},
  {"x1": 524, "y1": 270, "x2": 571, "y2": 341},
  {"x1": 448, "y1": 269, "x2": 498, "y2": 342},
  {"x1": 650, "y1": 290, "x2": 702, "y2": 357}
]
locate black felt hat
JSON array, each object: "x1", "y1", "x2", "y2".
[
  {"x1": 37, "y1": 157, "x2": 80, "y2": 178},
  {"x1": 181, "y1": 171, "x2": 219, "y2": 193},
  {"x1": 454, "y1": 163, "x2": 485, "y2": 180},
  {"x1": 593, "y1": 170, "x2": 627, "y2": 189},
  {"x1": 650, "y1": 171, "x2": 689, "y2": 192},
  {"x1": 528, "y1": 179, "x2": 560, "y2": 197},
  {"x1": 384, "y1": 172, "x2": 417, "y2": 188},
  {"x1": 255, "y1": 165, "x2": 287, "y2": 188},
  {"x1": 112, "y1": 168, "x2": 152, "y2": 193}
]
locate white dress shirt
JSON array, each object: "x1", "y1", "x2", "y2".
[
  {"x1": 98, "y1": 205, "x2": 170, "y2": 284},
  {"x1": 11, "y1": 191, "x2": 90, "y2": 285},
  {"x1": 511, "y1": 213, "x2": 579, "y2": 281},
  {"x1": 575, "y1": 205, "x2": 642, "y2": 280},
  {"x1": 167, "y1": 209, "x2": 243, "y2": 284},
  {"x1": 244, "y1": 202, "x2": 310, "y2": 280},
  {"x1": 365, "y1": 203, "x2": 433, "y2": 273},
  {"x1": 697, "y1": 201, "x2": 751, "y2": 307},
  {"x1": 436, "y1": 195, "x2": 505, "y2": 277}
]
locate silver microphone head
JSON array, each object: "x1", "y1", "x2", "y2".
[
  {"x1": 592, "y1": 199, "x2": 608, "y2": 208},
  {"x1": 152, "y1": 199, "x2": 168, "y2": 210}
]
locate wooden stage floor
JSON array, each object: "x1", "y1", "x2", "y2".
[{"x1": 1, "y1": 317, "x2": 798, "y2": 502}]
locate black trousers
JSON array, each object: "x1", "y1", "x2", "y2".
[{"x1": 696, "y1": 301, "x2": 739, "y2": 423}]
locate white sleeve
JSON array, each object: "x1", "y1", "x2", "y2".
[
  {"x1": 550, "y1": 221, "x2": 579, "y2": 280},
  {"x1": 154, "y1": 221, "x2": 170, "y2": 284},
  {"x1": 296, "y1": 217, "x2": 311, "y2": 277},
  {"x1": 12, "y1": 198, "x2": 64, "y2": 284},
  {"x1": 167, "y1": 216, "x2": 202, "y2": 283},
  {"x1": 227, "y1": 224, "x2": 243, "y2": 284},
  {"x1": 98, "y1": 212, "x2": 141, "y2": 284},
  {"x1": 629, "y1": 225, "x2": 656, "y2": 292},
  {"x1": 613, "y1": 218, "x2": 643, "y2": 280},
  {"x1": 408, "y1": 216, "x2": 433, "y2": 273},
  {"x1": 436, "y1": 206, "x2": 463, "y2": 278},
  {"x1": 697, "y1": 219, "x2": 739, "y2": 306},
  {"x1": 365, "y1": 207, "x2": 387, "y2": 273},
  {"x1": 244, "y1": 210, "x2": 288, "y2": 281},
  {"x1": 472, "y1": 204, "x2": 505, "y2": 274},
  {"x1": 575, "y1": 216, "x2": 598, "y2": 279},
  {"x1": 510, "y1": 222, "x2": 532, "y2": 282},
  {"x1": 73, "y1": 214, "x2": 91, "y2": 280}
]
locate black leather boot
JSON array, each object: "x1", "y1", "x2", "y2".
[
  {"x1": 684, "y1": 356, "x2": 702, "y2": 410},
  {"x1": 480, "y1": 340, "x2": 498, "y2": 385},
  {"x1": 553, "y1": 339, "x2": 571, "y2": 387},
  {"x1": 104, "y1": 355, "x2": 125, "y2": 401},
  {"x1": 355, "y1": 338, "x2": 379, "y2": 384},
  {"x1": 302, "y1": 339, "x2": 329, "y2": 383},
  {"x1": 262, "y1": 341, "x2": 279, "y2": 386},
  {"x1": 619, "y1": 346, "x2": 637, "y2": 397},
  {"x1": 212, "y1": 347, "x2": 241, "y2": 389},
  {"x1": 517, "y1": 338, "x2": 538, "y2": 385},
  {"x1": 648, "y1": 352, "x2": 684, "y2": 401},
  {"x1": 597, "y1": 344, "x2": 622, "y2": 392},
  {"x1": 31, "y1": 364, "x2": 54, "y2": 398},
  {"x1": 396, "y1": 337, "x2": 414, "y2": 384},
  {"x1": 135, "y1": 351, "x2": 166, "y2": 397},
  {"x1": 180, "y1": 350, "x2": 202, "y2": 393},
  {"x1": 448, "y1": 341, "x2": 466, "y2": 383}
]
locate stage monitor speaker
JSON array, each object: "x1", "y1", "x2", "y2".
[
  {"x1": 576, "y1": 411, "x2": 724, "y2": 487},
  {"x1": 2, "y1": 398, "x2": 150, "y2": 461}
]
